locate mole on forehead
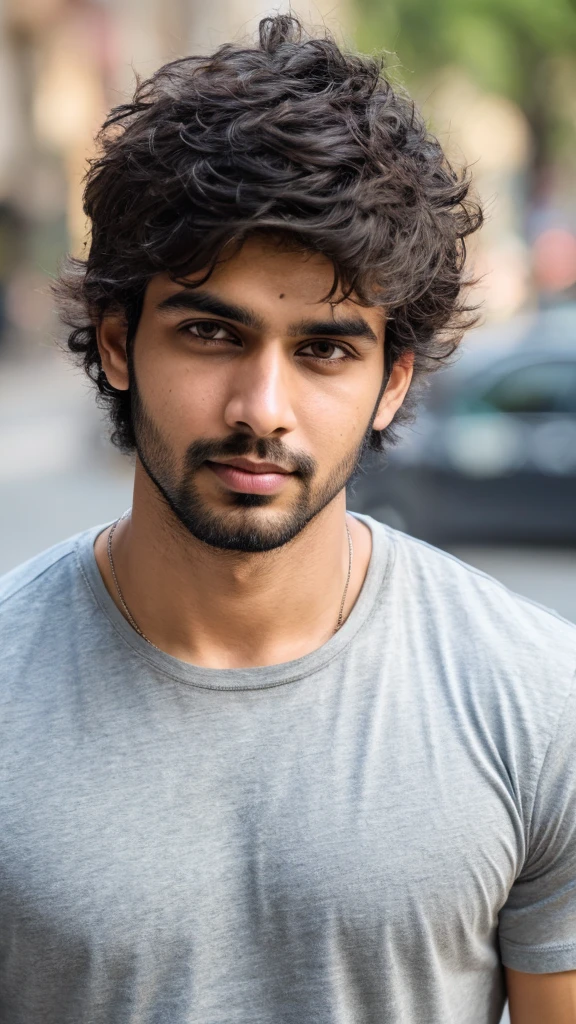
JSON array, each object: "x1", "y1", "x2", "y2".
[{"x1": 278, "y1": 293, "x2": 285, "y2": 299}]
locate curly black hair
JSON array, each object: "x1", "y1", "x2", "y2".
[{"x1": 56, "y1": 14, "x2": 482, "y2": 452}]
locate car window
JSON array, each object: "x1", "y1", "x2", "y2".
[{"x1": 471, "y1": 362, "x2": 576, "y2": 415}]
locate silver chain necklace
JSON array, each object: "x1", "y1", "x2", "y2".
[{"x1": 107, "y1": 511, "x2": 354, "y2": 650}]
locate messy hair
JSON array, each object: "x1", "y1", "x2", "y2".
[{"x1": 56, "y1": 14, "x2": 482, "y2": 452}]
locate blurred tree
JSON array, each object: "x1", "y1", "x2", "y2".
[{"x1": 355, "y1": 0, "x2": 576, "y2": 191}]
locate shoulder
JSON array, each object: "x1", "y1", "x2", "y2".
[
  {"x1": 367, "y1": 517, "x2": 576, "y2": 749},
  {"x1": 0, "y1": 529, "x2": 103, "y2": 641},
  {"x1": 0, "y1": 528, "x2": 108, "y2": 709},
  {"x1": 0, "y1": 536, "x2": 75, "y2": 602},
  {"x1": 379, "y1": 520, "x2": 576, "y2": 657},
  {"x1": 0, "y1": 527, "x2": 116, "y2": 746},
  {"x1": 0, "y1": 534, "x2": 81, "y2": 610}
]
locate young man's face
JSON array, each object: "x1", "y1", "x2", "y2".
[{"x1": 100, "y1": 236, "x2": 413, "y2": 551}]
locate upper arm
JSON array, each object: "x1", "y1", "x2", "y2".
[
  {"x1": 506, "y1": 967, "x2": 576, "y2": 1023},
  {"x1": 498, "y1": 676, "x2": 576, "y2": 975}
]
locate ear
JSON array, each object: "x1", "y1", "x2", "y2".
[
  {"x1": 371, "y1": 351, "x2": 414, "y2": 432},
  {"x1": 97, "y1": 315, "x2": 130, "y2": 391}
]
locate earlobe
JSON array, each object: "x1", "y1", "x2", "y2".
[
  {"x1": 97, "y1": 316, "x2": 130, "y2": 392},
  {"x1": 371, "y1": 351, "x2": 415, "y2": 432}
]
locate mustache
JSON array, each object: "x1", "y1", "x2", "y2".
[{"x1": 183, "y1": 434, "x2": 317, "y2": 481}]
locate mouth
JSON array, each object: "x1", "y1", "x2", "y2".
[{"x1": 204, "y1": 458, "x2": 294, "y2": 495}]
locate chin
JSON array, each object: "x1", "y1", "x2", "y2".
[{"x1": 173, "y1": 500, "x2": 315, "y2": 553}]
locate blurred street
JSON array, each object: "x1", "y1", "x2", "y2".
[
  {"x1": 1, "y1": 351, "x2": 574, "y2": 633},
  {"x1": 0, "y1": 350, "x2": 133, "y2": 573}
]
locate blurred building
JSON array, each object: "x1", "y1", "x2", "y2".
[{"x1": 0, "y1": 0, "x2": 349, "y2": 351}]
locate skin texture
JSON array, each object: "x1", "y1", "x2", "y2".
[
  {"x1": 506, "y1": 966, "x2": 576, "y2": 1023},
  {"x1": 95, "y1": 236, "x2": 414, "y2": 668}
]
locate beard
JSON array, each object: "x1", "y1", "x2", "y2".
[{"x1": 130, "y1": 380, "x2": 372, "y2": 554}]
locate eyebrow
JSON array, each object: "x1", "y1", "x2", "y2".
[
  {"x1": 156, "y1": 289, "x2": 380, "y2": 344},
  {"x1": 155, "y1": 289, "x2": 265, "y2": 330},
  {"x1": 288, "y1": 316, "x2": 379, "y2": 344}
]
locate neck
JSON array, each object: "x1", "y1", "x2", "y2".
[{"x1": 95, "y1": 462, "x2": 373, "y2": 669}]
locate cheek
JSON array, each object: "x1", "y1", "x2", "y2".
[
  {"x1": 297, "y1": 384, "x2": 370, "y2": 460},
  {"x1": 138, "y1": 350, "x2": 229, "y2": 439}
]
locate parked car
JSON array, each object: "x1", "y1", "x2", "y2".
[{"x1": 347, "y1": 303, "x2": 576, "y2": 545}]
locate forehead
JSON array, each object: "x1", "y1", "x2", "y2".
[{"x1": 143, "y1": 236, "x2": 385, "y2": 334}]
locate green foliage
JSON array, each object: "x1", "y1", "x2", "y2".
[
  {"x1": 356, "y1": 0, "x2": 575, "y2": 99},
  {"x1": 355, "y1": 0, "x2": 576, "y2": 166}
]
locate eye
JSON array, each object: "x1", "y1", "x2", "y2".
[
  {"x1": 185, "y1": 320, "x2": 236, "y2": 343},
  {"x1": 299, "y1": 341, "x2": 351, "y2": 361}
]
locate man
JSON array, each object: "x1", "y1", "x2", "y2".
[{"x1": 1, "y1": 16, "x2": 575, "y2": 1024}]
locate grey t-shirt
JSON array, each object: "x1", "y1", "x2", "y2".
[{"x1": 1, "y1": 517, "x2": 575, "y2": 1024}]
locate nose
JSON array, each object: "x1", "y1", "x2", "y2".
[{"x1": 223, "y1": 344, "x2": 298, "y2": 438}]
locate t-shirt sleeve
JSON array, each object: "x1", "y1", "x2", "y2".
[{"x1": 498, "y1": 672, "x2": 576, "y2": 973}]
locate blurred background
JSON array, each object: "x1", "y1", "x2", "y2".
[
  {"x1": 0, "y1": 6, "x2": 572, "y2": 1019},
  {"x1": 0, "y1": 0, "x2": 575, "y2": 647}
]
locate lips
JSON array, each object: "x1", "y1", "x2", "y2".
[
  {"x1": 213, "y1": 457, "x2": 290, "y2": 475},
  {"x1": 205, "y1": 459, "x2": 293, "y2": 495}
]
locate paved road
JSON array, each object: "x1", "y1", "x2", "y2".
[{"x1": 0, "y1": 350, "x2": 134, "y2": 573}]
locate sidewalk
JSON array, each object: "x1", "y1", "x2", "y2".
[{"x1": 0, "y1": 347, "x2": 133, "y2": 572}]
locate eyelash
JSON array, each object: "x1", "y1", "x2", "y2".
[{"x1": 180, "y1": 321, "x2": 357, "y2": 364}]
